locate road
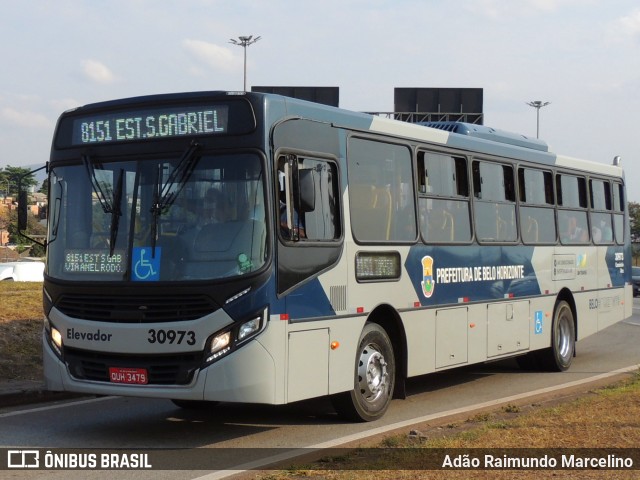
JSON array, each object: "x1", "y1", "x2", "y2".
[{"x1": 2, "y1": 302, "x2": 640, "y2": 479}]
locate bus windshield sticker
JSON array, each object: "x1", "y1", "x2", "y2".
[{"x1": 132, "y1": 247, "x2": 161, "y2": 281}]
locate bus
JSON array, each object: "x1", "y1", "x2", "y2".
[{"x1": 33, "y1": 90, "x2": 632, "y2": 422}]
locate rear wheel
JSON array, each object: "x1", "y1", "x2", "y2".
[
  {"x1": 331, "y1": 323, "x2": 395, "y2": 422},
  {"x1": 536, "y1": 300, "x2": 575, "y2": 372}
]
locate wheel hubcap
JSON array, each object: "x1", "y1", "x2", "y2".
[
  {"x1": 557, "y1": 313, "x2": 572, "y2": 360},
  {"x1": 358, "y1": 344, "x2": 388, "y2": 403}
]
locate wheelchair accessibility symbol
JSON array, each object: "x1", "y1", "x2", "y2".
[
  {"x1": 534, "y1": 310, "x2": 544, "y2": 335},
  {"x1": 132, "y1": 247, "x2": 161, "y2": 281}
]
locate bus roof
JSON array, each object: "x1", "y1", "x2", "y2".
[{"x1": 59, "y1": 90, "x2": 625, "y2": 179}]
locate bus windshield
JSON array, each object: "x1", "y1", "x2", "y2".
[{"x1": 47, "y1": 152, "x2": 267, "y2": 282}]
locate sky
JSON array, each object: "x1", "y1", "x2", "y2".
[{"x1": 1, "y1": 0, "x2": 640, "y2": 199}]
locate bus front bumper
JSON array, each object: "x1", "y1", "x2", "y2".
[{"x1": 43, "y1": 332, "x2": 278, "y2": 404}]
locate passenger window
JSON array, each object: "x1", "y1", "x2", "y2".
[
  {"x1": 418, "y1": 152, "x2": 471, "y2": 243},
  {"x1": 472, "y1": 160, "x2": 517, "y2": 242},
  {"x1": 347, "y1": 138, "x2": 416, "y2": 242},
  {"x1": 557, "y1": 174, "x2": 587, "y2": 209},
  {"x1": 277, "y1": 155, "x2": 340, "y2": 242},
  {"x1": 589, "y1": 179, "x2": 613, "y2": 245},
  {"x1": 613, "y1": 182, "x2": 625, "y2": 244},
  {"x1": 518, "y1": 168, "x2": 556, "y2": 244},
  {"x1": 557, "y1": 174, "x2": 589, "y2": 244}
]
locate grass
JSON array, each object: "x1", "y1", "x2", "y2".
[
  {"x1": 249, "y1": 371, "x2": 640, "y2": 479},
  {"x1": 0, "y1": 281, "x2": 43, "y2": 321},
  {"x1": 0, "y1": 281, "x2": 44, "y2": 381}
]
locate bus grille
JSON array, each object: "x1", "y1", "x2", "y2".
[
  {"x1": 64, "y1": 348, "x2": 202, "y2": 385},
  {"x1": 55, "y1": 294, "x2": 217, "y2": 323}
]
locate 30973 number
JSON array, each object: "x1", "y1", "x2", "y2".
[{"x1": 147, "y1": 329, "x2": 196, "y2": 345}]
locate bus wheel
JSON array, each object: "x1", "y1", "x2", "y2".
[
  {"x1": 536, "y1": 300, "x2": 575, "y2": 372},
  {"x1": 331, "y1": 323, "x2": 395, "y2": 422}
]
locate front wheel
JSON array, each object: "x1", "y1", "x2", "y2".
[
  {"x1": 536, "y1": 300, "x2": 575, "y2": 372},
  {"x1": 331, "y1": 323, "x2": 395, "y2": 422}
]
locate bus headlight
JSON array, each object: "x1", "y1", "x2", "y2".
[
  {"x1": 45, "y1": 318, "x2": 64, "y2": 359},
  {"x1": 51, "y1": 327, "x2": 63, "y2": 350},
  {"x1": 204, "y1": 307, "x2": 268, "y2": 365},
  {"x1": 208, "y1": 331, "x2": 232, "y2": 360},
  {"x1": 238, "y1": 316, "x2": 261, "y2": 342}
]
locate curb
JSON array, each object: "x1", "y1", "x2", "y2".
[{"x1": 0, "y1": 381, "x2": 84, "y2": 409}]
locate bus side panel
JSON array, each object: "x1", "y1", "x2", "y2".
[
  {"x1": 327, "y1": 317, "x2": 368, "y2": 396},
  {"x1": 203, "y1": 340, "x2": 276, "y2": 403},
  {"x1": 203, "y1": 316, "x2": 286, "y2": 404},
  {"x1": 287, "y1": 328, "x2": 329, "y2": 402},
  {"x1": 596, "y1": 245, "x2": 627, "y2": 332},
  {"x1": 527, "y1": 296, "x2": 557, "y2": 351},
  {"x1": 403, "y1": 309, "x2": 436, "y2": 378},
  {"x1": 283, "y1": 315, "x2": 367, "y2": 400}
]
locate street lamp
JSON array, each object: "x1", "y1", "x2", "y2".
[
  {"x1": 229, "y1": 35, "x2": 261, "y2": 92},
  {"x1": 2, "y1": 180, "x2": 14, "y2": 199},
  {"x1": 526, "y1": 100, "x2": 550, "y2": 139}
]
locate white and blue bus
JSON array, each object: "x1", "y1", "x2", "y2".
[{"x1": 37, "y1": 91, "x2": 631, "y2": 421}]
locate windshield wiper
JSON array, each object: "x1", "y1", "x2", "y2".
[
  {"x1": 109, "y1": 169, "x2": 124, "y2": 257},
  {"x1": 150, "y1": 141, "x2": 201, "y2": 254},
  {"x1": 83, "y1": 155, "x2": 122, "y2": 256},
  {"x1": 83, "y1": 154, "x2": 113, "y2": 214},
  {"x1": 157, "y1": 140, "x2": 201, "y2": 210}
]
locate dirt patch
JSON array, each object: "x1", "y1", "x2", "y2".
[
  {"x1": 0, "y1": 318, "x2": 43, "y2": 381},
  {"x1": 0, "y1": 282, "x2": 44, "y2": 382}
]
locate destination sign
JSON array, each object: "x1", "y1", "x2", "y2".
[
  {"x1": 64, "y1": 250, "x2": 127, "y2": 274},
  {"x1": 70, "y1": 105, "x2": 229, "y2": 145}
]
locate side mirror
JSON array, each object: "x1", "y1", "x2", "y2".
[
  {"x1": 17, "y1": 189, "x2": 28, "y2": 231},
  {"x1": 17, "y1": 165, "x2": 47, "y2": 248}
]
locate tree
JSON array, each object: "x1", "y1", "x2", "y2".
[
  {"x1": 629, "y1": 202, "x2": 640, "y2": 243},
  {"x1": 0, "y1": 165, "x2": 38, "y2": 197}
]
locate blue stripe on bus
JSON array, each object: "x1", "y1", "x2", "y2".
[
  {"x1": 405, "y1": 245, "x2": 539, "y2": 305},
  {"x1": 261, "y1": 243, "x2": 628, "y2": 322},
  {"x1": 606, "y1": 245, "x2": 627, "y2": 287}
]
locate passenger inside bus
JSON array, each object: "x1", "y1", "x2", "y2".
[
  {"x1": 278, "y1": 171, "x2": 306, "y2": 239},
  {"x1": 202, "y1": 188, "x2": 232, "y2": 224},
  {"x1": 279, "y1": 191, "x2": 306, "y2": 239},
  {"x1": 562, "y1": 215, "x2": 588, "y2": 242}
]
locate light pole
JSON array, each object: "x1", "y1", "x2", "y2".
[
  {"x1": 229, "y1": 35, "x2": 261, "y2": 92},
  {"x1": 526, "y1": 100, "x2": 550, "y2": 138},
  {"x1": 2, "y1": 180, "x2": 13, "y2": 198}
]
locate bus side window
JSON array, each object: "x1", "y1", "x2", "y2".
[
  {"x1": 418, "y1": 151, "x2": 471, "y2": 243},
  {"x1": 557, "y1": 173, "x2": 589, "y2": 245},
  {"x1": 473, "y1": 160, "x2": 516, "y2": 242},
  {"x1": 613, "y1": 182, "x2": 625, "y2": 244},
  {"x1": 347, "y1": 138, "x2": 416, "y2": 243},
  {"x1": 518, "y1": 168, "x2": 556, "y2": 244},
  {"x1": 589, "y1": 179, "x2": 613, "y2": 245},
  {"x1": 278, "y1": 155, "x2": 340, "y2": 242}
]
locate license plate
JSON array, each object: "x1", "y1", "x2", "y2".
[{"x1": 108, "y1": 367, "x2": 148, "y2": 385}]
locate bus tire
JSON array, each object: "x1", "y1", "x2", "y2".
[
  {"x1": 331, "y1": 323, "x2": 395, "y2": 422},
  {"x1": 536, "y1": 300, "x2": 575, "y2": 372}
]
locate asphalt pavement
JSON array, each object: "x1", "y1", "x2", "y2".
[{"x1": 0, "y1": 379, "x2": 84, "y2": 408}]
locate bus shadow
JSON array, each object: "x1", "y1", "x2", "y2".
[
  {"x1": 12, "y1": 359, "x2": 529, "y2": 450},
  {"x1": 404, "y1": 358, "x2": 522, "y2": 396}
]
